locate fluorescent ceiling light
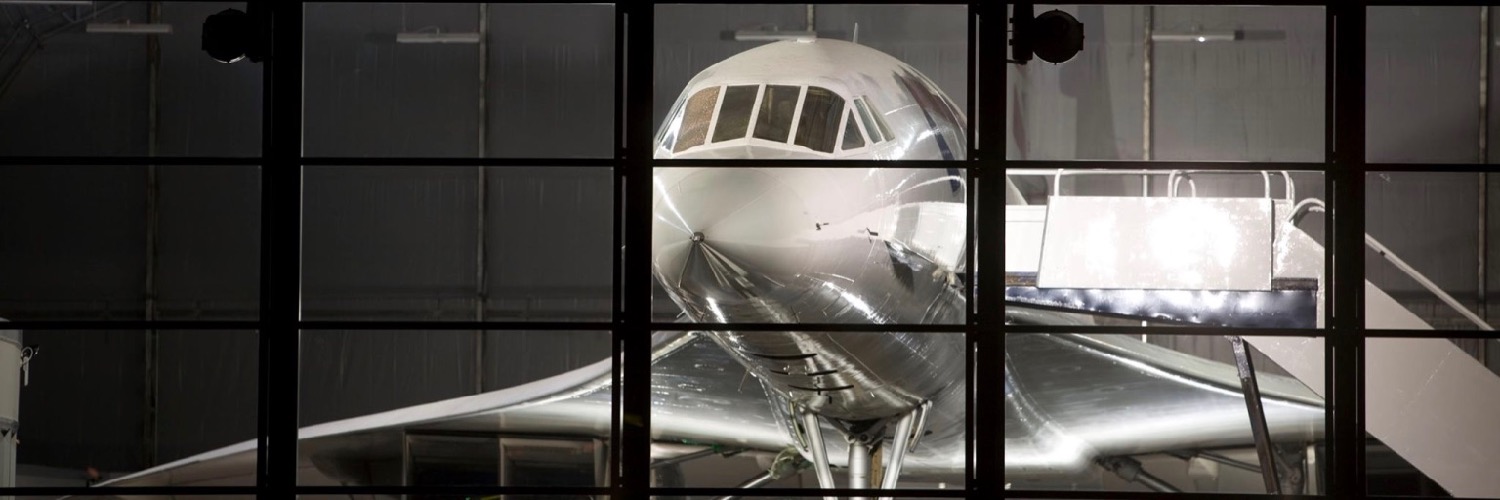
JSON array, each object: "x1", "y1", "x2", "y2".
[
  {"x1": 396, "y1": 32, "x2": 480, "y2": 44},
  {"x1": 732, "y1": 30, "x2": 817, "y2": 42},
  {"x1": 86, "y1": 23, "x2": 172, "y2": 35},
  {"x1": 1152, "y1": 31, "x2": 1239, "y2": 43}
]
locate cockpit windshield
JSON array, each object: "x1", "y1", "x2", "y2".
[
  {"x1": 712, "y1": 85, "x2": 759, "y2": 143},
  {"x1": 660, "y1": 84, "x2": 855, "y2": 156},
  {"x1": 752, "y1": 85, "x2": 801, "y2": 143},
  {"x1": 671, "y1": 86, "x2": 720, "y2": 153},
  {"x1": 795, "y1": 87, "x2": 844, "y2": 154}
]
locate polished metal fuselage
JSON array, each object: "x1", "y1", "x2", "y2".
[{"x1": 652, "y1": 166, "x2": 969, "y2": 424}]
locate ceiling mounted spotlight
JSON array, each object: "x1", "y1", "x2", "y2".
[
  {"x1": 202, "y1": 7, "x2": 265, "y2": 63},
  {"x1": 1010, "y1": 4, "x2": 1085, "y2": 65}
]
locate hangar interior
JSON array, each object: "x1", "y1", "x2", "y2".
[{"x1": 0, "y1": 1, "x2": 1493, "y2": 499}]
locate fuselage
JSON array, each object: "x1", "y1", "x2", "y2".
[{"x1": 651, "y1": 38, "x2": 968, "y2": 436}]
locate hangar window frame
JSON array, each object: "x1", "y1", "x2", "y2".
[{"x1": 0, "y1": 1, "x2": 1478, "y2": 500}]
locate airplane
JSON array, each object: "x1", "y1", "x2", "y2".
[{"x1": 78, "y1": 37, "x2": 1500, "y2": 499}]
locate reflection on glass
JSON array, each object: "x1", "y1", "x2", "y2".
[
  {"x1": 1004, "y1": 169, "x2": 1326, "y2": 329},
  {"x1": 1364, "y1": 337, "x2": 1500, "y2": 497},
  {"x1": 302, "y1": 166, "x2": 612, "y2": 322},
  {"x1": 1365, "y1": 172, "x2": 1493, "y2": 330},
  {"x1": 298, "y1": 330, "x2": 611, "y2": 487},
  {"x1": 1005, "y1": 333, "x2": 1324, "y2": 494},
  {"x1": 652, "y1": 167, "x2": 967, "y2": 324},
  {"x1": 18, "y1": 330, "x2": 257, "y2": 487},
  {"x1": 652, "y1": 331, "x2": 965, "y2": 490}
]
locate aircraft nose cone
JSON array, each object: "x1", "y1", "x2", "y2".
[{"x1": 652, "y1": 169, "x2": 815, "y2": 315}]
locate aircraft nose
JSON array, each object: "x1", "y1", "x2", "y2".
[{"x1": 652, "y1": 169, "x2": 815, "y2": 316}]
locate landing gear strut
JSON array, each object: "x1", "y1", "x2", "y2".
[{"x1": 790, "y1": 402, "x2": 930, "y2": 500}]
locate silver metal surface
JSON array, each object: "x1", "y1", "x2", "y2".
[
  {"x1": 653, "y1": 167, "x2": 968, "y2": 423},
  {"x1": 802, "y1": 410, "x2": 837, "y2": 491},
  {"x1": 879, "y1": 409, "x2": 915, "y2": 491},
  {"x1": 1004, "y1": 286, "x2": 1318, "y2": 328},
  {"x1": 1005, "y1": 332, "x2": 1324, "y2": 477},
  {"x1": 1037, "y1": 196, "x2": 1276, "y2": 291},
  {"x1": 848, "y1": 439, "x2": 871, "y2": 490},
  {"x1": 1228, "y1": 336, "x2": 1281, "y2": 494}
]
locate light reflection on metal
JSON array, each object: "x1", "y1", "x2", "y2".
[
  {"x1": 1004, "y1": 286, "x2": 1317, "y2": 329},
  {"x1": 652, "y1": 167, "x2": 966, "y2": 423},
  {"x1": 1036, "y1": 196, "x2": 1275, "y2": 291},
  {"x1": 1003, "y1": 332, "x2": 1324, "y2": 477}
]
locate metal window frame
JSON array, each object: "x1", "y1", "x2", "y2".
[{"x1": 0, "y1": 1, "x2": 1484, "y2": 499}]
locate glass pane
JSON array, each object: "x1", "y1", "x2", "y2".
[
  {"x1": 855, "y1": 98, "x2": 885, "y2": 143},
  {"x1": 676, "y1": 87, "x2": 721, "y2": 153},
  {"x1": 1364, "y1": 337, "x2": 1500, "y2": 497},
  {"x1": 19, "y1": 330, "x2": 257, "y2": 487},
  {"x1": 1008, "y1": 5, "x2": 1325, "y2": 162},
  {"x1": 655, "y1": 4, "x2": 967, "y2": 160},
  {"x1": 0, "y1": 165, "x2": 260, "y2": 321},
  {"x1": 793, "y1": 87, "x2": 845, "y2": 154},
  {"x1": 652, "y1": 330, "x2": 965, "y2": 490},
  {"x1": 1005, "y1": 333, "x2": 1325, "y2": 494},
  {"x1": 652, "y1": 167, "x2": 967, "y2": 325},
  {"x1": 302, "y1": 166, "x2": 612, "y2": 322},
  {"x1": 1365, "y1": 172, "x2": 1495, "y2": 330},
  {"x1": 303, "y1": 3, "x2": 614, "y2": 158},
  {"x1": 713, "y1": 84, "x2": 760, "y2": 143},
  {"x1": 1367, "y1": 7, "x2": 1483, "y2": 163},
  {"x1": 299, "y1": 330, "x2": 611, "y2": 487},
  {"x1": 753, "y1": 84, "x2": 802, "y2": 143},
  {"x1": 0, "y1": 2, "x2": 261, "y2": 157},
  {"x1": 1004, "y1": 169, "x2": 1326, "y2": 329},
  {"x1": 841, "y1": 110, "x2": 865, "y2": 150}
]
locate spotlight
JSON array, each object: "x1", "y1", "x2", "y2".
[
  {"x1": 1010, "y1": 4, "x2": 1084, "y2": 65},
  {"x1": 202, "y1": 8, "x2": 264, "y2": 63}
]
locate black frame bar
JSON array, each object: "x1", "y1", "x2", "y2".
[{"x1": 0, "y1": 1, "x2": 1490, "y2": 499}]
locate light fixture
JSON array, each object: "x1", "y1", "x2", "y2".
[
  {"x1": 730, "y1": 30, "x2": 817, "y2": 42},
  {"x1": 395, "y1": 32, "x2": 481, "y2": 44},
  {"x1": 1009, "y1": 5, "x2": 1084, "y2": 65},
  {"x1": 1152, "y1": 31, "x2": 1240, "y2": 43},
  {"x1": 86, "y1": 22, "x2": 173, "y2": 35}
]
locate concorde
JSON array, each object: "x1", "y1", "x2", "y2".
[{"x1": 78, "y1": 37, "x2": 1500, "y2": 498}]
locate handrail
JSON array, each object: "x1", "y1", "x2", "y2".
[
  {"x1": 1012, "y1": 169, "x2": 1295, "y2": 199},
  {"x1": 1289, "y1": 198, "x2": 1495, "y2": 331}
]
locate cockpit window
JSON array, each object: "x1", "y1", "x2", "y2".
[
  {"x1": 869, "y1": 101, "x2": 895, "y2": 143},
  {"x1": 712, "y1": 85, "x2": 759, "y2": 143},
  {"x1": 853, "y1": 99, "x2": 884, "y2": 143},
  {"x1": 794, "y1": 87, "x2": 845, "y2": 154},
  {"x1": 752, "y1": 85, "x2": 801, "y2": 143},
  {"x1": 673, "y1": 86, "x2": 719, "y2": 153},
  {"x1": 841, "y1": 110, "x2": 865, "y2": 150}
]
